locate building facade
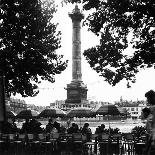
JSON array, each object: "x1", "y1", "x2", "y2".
[
  {"x1": 27, "y1": 104, "x2": 47, "y2": 113},
  {"x1": 115, "y1": 100, "x2": 147, "y2": 119},
  {"x1": 50, "y1": 100, "x2": 65, "y2": 109},
  {"x1": 6, "y1": 97, "x2": 27, "y2": 114}
]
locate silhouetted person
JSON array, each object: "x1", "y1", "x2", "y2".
[
  {"x1": 75, "y1": 124, "x2": 80, "y2": 132},
  {"x1": 67, "y1": 123, "x2": 79, "y2": 134},
  {"x1": 66, "y1": 119, "x2": 71, "y2": 128},
  {"x1": 10, "y1": 118, "x2": 18, "y2": 133},
  {"x1": 35, "y1": 121, "x2": 43, "y2": 134},
  {"x1": 45, "y1": 118, "x2": 54, "y2": 133},
  {"x1": 145, "y1": 90, "x2": 155, "y2": 155},
  {"x1": 81, "y1": 123, "x2": 92, "y2": 142},
  {"x1": 53, "y1": 121, "x2": 60, "y2": 132},
  {"x1": 59, "y1": 125, "x2": 66, "y2": 134},
  {"x1": 95, "y1": 124, "x2": 105, "y2": 135},
  {"x1": 20, "y1": 119, "x2": 30, "y2": 133},
  {"x1": 29, "y1": 119, "x2": 43, "y2": 134},
  {"x1": 142, "y1": 108, "x2": 152, "y2": 134}
]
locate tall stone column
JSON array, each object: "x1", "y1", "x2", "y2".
[
  {"x1": 69, "y1": 5, "x2": 84, "y2": 82},
  {"x1": 65, "y1": 5, "x2": 88, "y2": 107}
]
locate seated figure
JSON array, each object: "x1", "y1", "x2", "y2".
[
  {"x1": 81, "y1": 123, "x2": 92, "y2": 142},
  {"x1": 67, "y1": 123, "x2": 80, "y2": 134}
]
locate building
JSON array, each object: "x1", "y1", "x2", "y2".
[
  {"x1": 6, "y1": 97, "x2": 27, "y2": 114},
  {"x1": 115, "y1": 100, "x2": 147, "y2": 119},
  {"x1": 49, "y1": 99, "x2": 100, "y2": 111},
  {"x1": 125, "y1": 102, "x2": 147, "y2": 119},
  {"x1": 27, "y1": 104, "x2": 47, "y2": 113},
  {"x1": 50, "y1": 100, "x2": 65, "y2": 109}
]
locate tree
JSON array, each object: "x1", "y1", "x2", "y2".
[
  {"x1": 65, "y1": 0, "x2": 155, "y2": 87},
  {"x1": 84, "y1": 0, "x2": 155, "y2": 87},
  {"x1": 61, "y1": 0, "x2": 81, "y2": 4},
  {"x1": 0, "y1": 0, "x2": 68, "y2": 97}
]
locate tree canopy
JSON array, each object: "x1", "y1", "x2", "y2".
[
  {"x1": 64, "y1": 0, "x2": 155, "y2": 87},
  {"x1": 0, "y1": 0, "x2": 68, "y2": 97}
]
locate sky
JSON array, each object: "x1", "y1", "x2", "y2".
[{"x1": 16, "y1": 1, "x2": 155, "y2": 106}]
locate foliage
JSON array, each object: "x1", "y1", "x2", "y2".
[
  {"x1": 131, "y1": 126, "x2": 146, "y2": 137},
  {"x1": 81, "y1": 0, "x2": 155, "y2": 87},
  {"x1": 0, "y1": 0, "x2": 68, "y2": 97},
  {"x1": 61, "y1": 0, "x2": 81, "y2": 4}
]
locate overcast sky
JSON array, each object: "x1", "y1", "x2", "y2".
[{"x1": 16, "y1": 1, "x2": 155, "y2": 106}]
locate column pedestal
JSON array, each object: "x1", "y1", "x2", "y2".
[{"x1": 65, "y1": 81, "x2": 88, "y2": 104}]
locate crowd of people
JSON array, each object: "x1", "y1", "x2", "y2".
[
  {"x1": 1, "y1": 115, "x2": 111, "y2": 143},
  {"x1": 1, "y1": 114, "x2": 114, "y2": 144},
  {"x1": 1, "y1": 118, "x2": 65, "y2": 135},
  {"x1": 0, "y1": 117, "x2": 94, "y2": 142}
]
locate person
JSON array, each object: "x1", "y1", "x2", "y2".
[
  {"x1": 95, "y1": 124, "x2": 105, "y2": 135},
  {"x1": 10, "y1": 118, "x2": 18, "y2": 133},
  {"x1": 35, "y1": 120, "x2": 43, "y2": 134},
  {"x1": 67, "y1": 123, "x2": 79, "y2": 134},
  {"x1": 53, "y1": 121, "x2": 60, "y2": 132},
  {"x1": 145, "y1": 90, "x2": 155, "y2": 155},
  {"x1": 81, "y1": 123, "x2": 92, "y2": 142},
  {"x1": 45, "y1": 118, "x2": 54, "y2": 133},
  {"x1": 20, "y1": 118, "x2": 30, "y2": 133},
  {"x1": 141, "y1": 107, "x2": 152, "y2": 155},
  {"x1": 142, "y1": 107, "x2": 152, "y2": 135},
  {"x1": 66, "y1": 119, "x2": 71, "y2": 129},
  {"x1": 75, "y1": 124, "x2": 80, "y2": 133},
  {"x1": 59, "y1": 125, "x2": 66, "y2": 134},
  {"x1": 29, "y1": 119, "x2": 43, "y2": 134}
]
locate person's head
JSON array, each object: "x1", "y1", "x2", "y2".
[
  {"x1": 145, "y1": 90, "x2": 155, "y2": 105},
  {"x1": 75, "y1": 124, "x2": 79, "y2": 129},
  {"x1": 100, "y1": 124, "x2": 105, "y2": 129},
  {"x1": 72, "y1": 123, "x2": 76, "y2": 127},
  {"x1": 142, "y1": 107, "x2": 151, "y2": 119},
  {"x1": 54, "y1": 121, "x2": 60, "y2": 128},
  {"x1": 84, "y1": 123, "x2": 89, "y2": 128}
]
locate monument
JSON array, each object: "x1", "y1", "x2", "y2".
[{"x1": 65, "y1": 5, "x2": 89, "y2": 109}]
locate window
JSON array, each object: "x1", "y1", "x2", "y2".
[
  {"x1": 131, "y1": 108, "x2": 134, "y2": 111},
  {"x1": 132, "y1": 112, "x2": 138, "y2": 114}
]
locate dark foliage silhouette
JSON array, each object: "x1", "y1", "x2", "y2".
[{"x1": 0, "y1": 0, "x2": 68, "y2": 97}]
